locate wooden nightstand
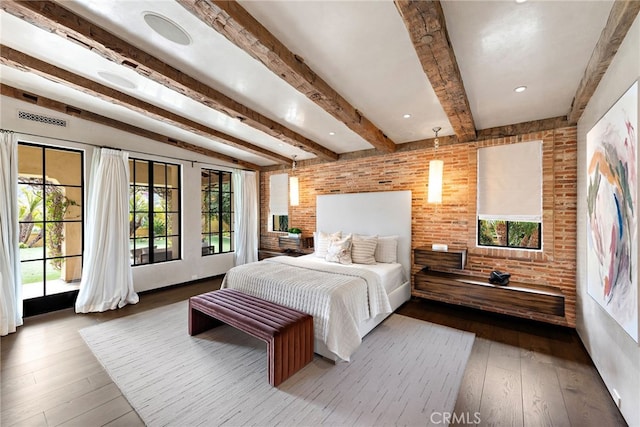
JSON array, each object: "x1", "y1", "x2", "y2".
[{"x1": 258, "y1": 236, "x2": 314, "y2": 260}]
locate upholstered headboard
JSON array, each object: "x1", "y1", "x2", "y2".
[{"x1": 316, "y1": 190, "x2": 412, "y2": 277}]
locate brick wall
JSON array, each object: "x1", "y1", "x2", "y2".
[{"x1": 260, "y1": 126, "x2": 577, "y2": 327}]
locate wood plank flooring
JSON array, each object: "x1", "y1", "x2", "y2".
[{"x1": 1, "y1": 279, "x2": 627, "y2": 426}]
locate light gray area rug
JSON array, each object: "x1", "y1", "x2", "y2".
[{"x1": 80, "y1": 301, "x2": 475, "y2": 426}]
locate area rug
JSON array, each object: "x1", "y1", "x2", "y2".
[{"x1": 80, "y1": 300, "x2": 475, "y2": 426}]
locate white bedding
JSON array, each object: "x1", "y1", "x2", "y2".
[
  {"x1": 221, "y1": 256, "x2": 395, "y2": 361},
  {"x1": 294, "y1": 254, "x2": 407, "y2": 294}
]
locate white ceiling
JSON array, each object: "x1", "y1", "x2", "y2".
[{"x1": 0, "y1": 0, "x2": 614, "y2": 168}]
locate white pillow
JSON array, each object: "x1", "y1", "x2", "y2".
[
  {"x1": 325, "y1": 235, "x2": 353, "y2": 265},
  {"x1": 314, "y1": 231, "x2": 341, "y2": 258},
  {"x1": 351, "y1": 234, "x2": 378, "y2": 265},
  {"x1": 375, "y1": 235, "x2": 398, "y2": 263}
]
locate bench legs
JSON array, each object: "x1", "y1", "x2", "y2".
[
  {"x1": 268, "y1": 316, "x2": 314, "y2": 386},
  {"x1": 189, "y1": 303, "x2": 223, "y2": 336},
  {"x1": 188, "y1": 296, "x2": 313, "y2": 387}
]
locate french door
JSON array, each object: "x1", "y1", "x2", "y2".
[{"x1": 17, "y1": 142, "x2": 84, "y2": 316}]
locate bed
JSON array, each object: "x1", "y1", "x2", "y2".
[{"x1": 222, "y1": 190, "x2": 412, "y2": 362}]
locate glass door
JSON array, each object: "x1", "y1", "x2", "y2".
[{"x1": 18, "y1": 143, "x2": 84, "y2": 316}]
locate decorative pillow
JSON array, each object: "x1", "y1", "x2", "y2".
[
  {"x1": 325, "y1": 235, "x2": 353, "y2": 265},
  {"x1": 375, "y1": 235, "x2": 398, "y2": 263},
  {"x1": 351, "y1": 234, "x2": 378, "y2": 264},
  {"x1": 314, "y1": 231, "x2": 341, "y2": 258}
]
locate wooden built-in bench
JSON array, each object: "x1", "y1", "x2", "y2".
[{"x1": 189, "y1": 288, "x2": 314, "y2": 387}]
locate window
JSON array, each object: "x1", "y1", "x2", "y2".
[
  {"x1": 18, "y1": 143, "x2": 84, "y2": 300},
  {"x1": 478, "y1": 219, "x2": 541, "y2": 249},
  {"x1": 129, "y1": 159, "x2": 181, "y2": 265},
  {"x1": 201, "y1": 169, "x2": 234, "y2": 255},
  {"x1": 477, "y1": 141, "x2": 542, "y2": 250},
  {"x1": 269, "y1": 173, "x2": 288, "y2": 232}
]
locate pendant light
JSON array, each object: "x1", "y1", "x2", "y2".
[
  {"x1": 428, "y1": 127, "x2": 443, "y2": 204},
  {"x1": 289, "y1": 155, "x2": 299, "y2": 206}
]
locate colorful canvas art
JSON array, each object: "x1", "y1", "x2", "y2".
[{"x1": 586, "y1": 81, "x2": 638, "y2": 343}]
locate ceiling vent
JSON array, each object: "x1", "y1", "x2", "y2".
[{"x1": 18, "y1": 110, "x2": 67, "y2": 127}]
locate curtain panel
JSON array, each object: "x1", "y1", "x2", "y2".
[
  {"x1": 0, "y1": 131, "x2": 22, "y2": 336},
  {"x1": 75, "y1": 148, "x2": 138, "y2": 313},
  {"x1": 233, "y1": 170, "x2": 258, "y2": 265}
]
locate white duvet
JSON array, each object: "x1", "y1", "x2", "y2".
[{"x1": 221, "y1": 256, "x2": 392, "y2": 361}]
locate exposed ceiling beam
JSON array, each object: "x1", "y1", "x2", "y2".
[
  {"x1": 0, "y1": 45, "x2": 292, "y2": 165},
  {"x1": 262, "y1": 114, "x2": 575, "y2": 172},
  {"x1": 0, "y1": 0, "x2": 338, "y2": 161},
  {"x1": 476, "y1": 116, "x2": 570, "y2": 141},
  {"x1": 1, "y1": 83, "x2": 260, "y2": 170},
  {"x1": 394, "y1": 0, "x2": 477, "y2": 143},
  {"x1": 567, "y1": 0, "x2": 640, "y2": 124},
  {"x1": 176, "y1": 0, "x2": 397, "y2": 154}
]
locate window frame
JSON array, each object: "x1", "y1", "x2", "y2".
[
  {"x1": 477, "y1": 219, "x2": 542, "y2": 250},
  {"x1": 17, "y1": 142, "x2": 85, "y2": 301},
  {"x1": 129, "y1": 158, "x2": 181, "y2": 266},
  {"x1": 268, "y1": 173, "x2": 288, "y2": 232},
  {"x1": 476, "y1": 141, "x2": 543, "y2": 251},
  {"x1": 201, "y1": 168, "x2": 234, "y2": 256}
]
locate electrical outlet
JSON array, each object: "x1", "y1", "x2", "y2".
[
  {"x1": 612, "y1": 389, "x2": 621, "y2": 408},
  {"x1": 191, "y1": 274, "x2": 198, "y2": 281}
]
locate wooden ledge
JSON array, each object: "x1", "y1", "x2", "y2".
[{"x1": 413, "y1": 269, "x2": 565, "y2": 319}]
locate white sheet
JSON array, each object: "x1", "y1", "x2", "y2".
[
  {"x1": 295, "y1": 254, "x2": 407, "y2": 294},
  {"x1": 221, "y1": 256, "x2": 392, "y2": 361}
]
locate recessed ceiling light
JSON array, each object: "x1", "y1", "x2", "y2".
[
  {"x1": 514, "y1": 86, "x2": 527, "y2": 93},
  {"x1": 515, "y1": 0, "x2": 527, "y2": 3},
  {"x1": 143, "y1": 12, "x2": 191, "y2": 46},
  {"x1": 403, "y1": 114, "x2": 412, "y2": 119},
  {"x1": 329, "y1": 131, "x2": 336, "y2": 136},
  {"x1": 97, "y1": 71, "x2": 136, "y2": 89}
]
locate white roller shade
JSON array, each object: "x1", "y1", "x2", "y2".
[
  {"x1": 477, "y1": 141, "x2": 542, "y2": 222},
  {"x1": 269, "y1": 173, "x2": 289, "y2": 216}
]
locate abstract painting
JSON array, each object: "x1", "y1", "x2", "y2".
[{"x1": 587, "y1": 81, "x2": 638, "y2": 342}]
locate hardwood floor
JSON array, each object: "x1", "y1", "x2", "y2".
[
  {"x1": 1, "y1": 279, "x2": 626, "y2": 427},
  {"x1": 397, "y1": 299, "x2": 627, "y2": 427}
]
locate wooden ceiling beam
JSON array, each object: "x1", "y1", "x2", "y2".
[
  {"x1": 0, "y1": 0, "x2": 338, "y2": 161},
  {"x1": 476, "y1": 116, "x2": 570, "y2": 141},
  {"x1": 1, "y1": 84, "x2": 260, "y2": 170},
  {"x1": 394, "y1": 0, "x2": 477, "y2": 143},
  {"x1": 567, "y1": 0, "x2": 640, "y2": 124},
  {"x1": 0, "y1": 45, "x2": 291, "y2": 165},
  {"x1": 176, "y1": 0, "x2": 396, "y2": 153}
]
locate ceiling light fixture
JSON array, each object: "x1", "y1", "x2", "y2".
[
  {"x1": 329, "y1": 131, "x2": 336, "y2": 136},
  {"x1": 428, "y1": 127, "x2": 443, "y2": 204},
  {"x1": 143, "y1": 12, "x2": 192, "y2": 46},
  {"x1": 97, "y1": 71, "x2": 136, "y2": 89},
  {"x1": 290, "y1": 155, "x2": 299, "y2": 206},
  {"x1": 515, "y1": 0, "x2": 528, "y2": 3},
  {"x1": 514, "y1": 85, "x2": 527, "y2": 93},
  {"x1": 403, "y1": 114, "x2": 412, "y2": 119}
]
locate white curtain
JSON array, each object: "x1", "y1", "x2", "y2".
[
  {"x1": 233, "y1": 170, "x2": 258, "y2": 265},
  {"x1": 0, "y1": 131, "x2": 23, "y2": 336},
  {"x1": 75, "y1": 148, "x2": 138, "y2": 313}
]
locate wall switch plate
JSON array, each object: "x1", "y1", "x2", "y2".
[
  {"x1": 612, "y1": 389, "x2": 621, "y2": 408},
  {"x1": 432, "y1": 243, "x2": 448, "y2": 251}
]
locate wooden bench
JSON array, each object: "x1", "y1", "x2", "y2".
[{"x1": 188, "y1": 288, "x2": 314, "y2": 387}]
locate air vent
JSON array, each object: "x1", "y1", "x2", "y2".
[{"x1": 18, "y1": 111, "x2": 67, "y2": 127}]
